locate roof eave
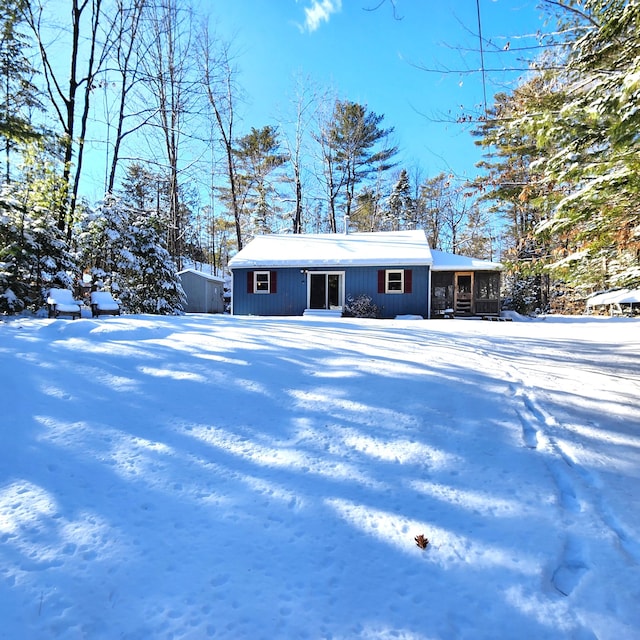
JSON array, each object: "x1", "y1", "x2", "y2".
[
  {"x1": 229, "y1": 259, "x2": 434, "y2": 270},
  {"x1": 431, "y1": 264, "x2": 503, "y2": 272}
]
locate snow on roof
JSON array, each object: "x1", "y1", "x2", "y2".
[
  {"x1": 586, "y1": 288, "x2": 640, "y2": 306},
  {"x1": 430, "y1": 249, "x2": 503, "y2": 272},
  {"x1": 227, "y1": 231, "x2": 503, "y2": 271},
  {"x1": 228, "y1": 230, "x2": 434, "y2": 268},
  {"x1": 616, "y1": 290, "x2": 640, "y2": 303},
  {"x1": 178, "y1": 268, "x2": 225, "y2": 283}
]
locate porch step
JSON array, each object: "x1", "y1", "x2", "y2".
[{"x1": 303, "y1": 309, "x2": 343, "y2": 318}]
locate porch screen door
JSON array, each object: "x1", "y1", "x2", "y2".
[{"x1": 455, "y1": 273, "x2": 473, "y2": 314}]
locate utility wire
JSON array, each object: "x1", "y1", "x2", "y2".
[{"x1": 476, "y1": 0, "x2": 488, "y2": 116}]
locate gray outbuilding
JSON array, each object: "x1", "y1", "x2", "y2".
[{"x1": 178, "y1": 269, "x2": 225, "y2": 313}]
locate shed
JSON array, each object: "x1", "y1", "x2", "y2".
[{"x1": 178, "y1": 269, "x2": 225, "y2": 313}]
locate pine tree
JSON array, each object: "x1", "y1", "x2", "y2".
[
  {"x1": 78, "y1": 193, "x2": 185, "y2": 315},
  {"x1": 78, "y1": 161, "x2": 187, "y2": 315},
  {"x1": 0, "y1": 144, "x2": 77, "y2": 314},
  {"x1": 481, "y1": 1, "x2": 640, "y2": 295},
  {"x1": 471, "y1": 79, "x2": 559, "y2": 312},
  {"x1": 386, "y1": 169, "x2": 413, "y2": 231},
  {"x1": 351, "y1": 186, "x2": 384, "y2": 232},
  {"x1": 0, "y1": 0, "x2": 42, "y2": 181},
  {"x1": 0, "y1": 187, "x2": 28, "y2": 313},
  {"x1": 534, "y1": 0, "x2": 640, "y2": 290},
  {"x1": 125, "y1": 208, "x2": 186, "y2": 314},
  {"x1": 76, "y1": 194, "x2": 129, "y2": 295},
  {"x1": 233, "y1": 126, "x2": 287, "y2": 238},
  {"x1": 326, "y1": 100, "x2": 398, "y2": 224},
  {"x1": 417, "y1": 174, "x2": 447, "y2": 250}
]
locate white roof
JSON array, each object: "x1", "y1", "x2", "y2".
[
  {"x1": 228, "y1": 231, "x2": 503, "y2": 271},
  {"x1": 430, "y1": 249, "x2": 502, "y2": 272},
  {"x1": 228, "y1": 230, "x2": 434, "y2": 268},
  {"x1": 586, "y1": 289, "x2": 640, "y2": 306},
  {"x1": 178, "y1": 269, "x2": 225, "y2": 283},
  {"x1": 616, "y1": 290, "x2": 640, "y2": 303}
]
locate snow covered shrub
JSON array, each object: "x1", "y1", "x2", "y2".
[
  {"x1": 501, "y1": 272, "x2": 548, "y2": 316},
  {"x1": 345, "y1": 294, "x2": 379, "y2": 318}
]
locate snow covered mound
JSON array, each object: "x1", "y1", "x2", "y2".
[{"x1": 1, "y1": 314, "x2": 639, "y2": 639}]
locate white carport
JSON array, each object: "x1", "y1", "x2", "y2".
[{"x1": 586, "y1": 288, "x2": 640, "y2": 316}]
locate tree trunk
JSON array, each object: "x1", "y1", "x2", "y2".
[
  {"x1": 25, "y1": 0, "x2": 106, "y2": 236},
  {"x1": 198, "y1": 28, "x2": 244, "y2": 250}
]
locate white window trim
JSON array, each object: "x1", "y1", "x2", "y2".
[
  {"x1": 306, "y1": 271, "x2": 345, "y2": 310},
  {"x1": 254, "y1": 270, "x2": 271, "y2": 294},
  {"x1": 385, "y1": 269, "x2": 404, "y2": 294}
]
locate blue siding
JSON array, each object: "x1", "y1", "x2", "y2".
[
  {"x1": 233, "y1": 268, "x2": 308, "y2": 316},
  {"x1": 347, "y1": 266, "x2": 430, "y2": 319},
  {"x1": 233, "y1": 265, "x2": 430, "y2": 318}
]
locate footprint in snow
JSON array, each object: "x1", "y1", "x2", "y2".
[
  {"x1": 552, "y1": 535, "x2": 589, "y2": 596},
  {"x1": 516, "y1": 409, "x2": 539, "y2": 449}
]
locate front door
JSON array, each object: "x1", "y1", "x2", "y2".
[
  {"x1": 308, "y1": 272, "x2": 344, "y2": 310},
  {"x1": 455, "y1": 273, "x2": 473, "y2": 314}
]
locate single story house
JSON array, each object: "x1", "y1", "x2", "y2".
[
  {"x1": 228, "y1": 230, "x2": 502, "y2": 319},
  {"x1": 178, "y1": 269, "x2": 225, "y2": 313}
]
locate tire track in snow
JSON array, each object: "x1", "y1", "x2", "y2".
[
  {"x1": 511, "y1": 386, "x2": 542, "y2": 449},
  {"x1": 506, "y1": 370, "x2": 640, "y2": 599},
  {"x1": 552, "y1": 435, "x2": 640, "y2": 567},
  {"x1": 505, "y1": 374, "x2": 593, "y2": 596},
  {"x1": 430, "y1": 332, "x2": 640, "y2": 590}
]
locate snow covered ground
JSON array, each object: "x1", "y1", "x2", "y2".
[{"x1": 1, "y1": 313, "x2": 639, "y2": 639}]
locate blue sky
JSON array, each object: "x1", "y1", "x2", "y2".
[
  {"x1": 207, "y1": 0, "x2": 548, "y2": 182},
  {"x1": 70, "y1": 0, "x2": 549, "y2": 200}
]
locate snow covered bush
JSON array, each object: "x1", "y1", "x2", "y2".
[{"x1": 344, "y1": 294, "x2": 379, "y2": 318}]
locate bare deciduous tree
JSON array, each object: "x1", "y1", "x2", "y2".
[
  {"x1": 104, "y1": 0, "x2": 148, "y2": 194},
  {"x1": 312, "y1": 97, "x2": 342, "y2": 233},
  {"x1": 141, "y1": 0, "x2": 196, "y2": 267},
  {"x1": 24, "y1": 0, "x2": 109, "y2": 237},
  {"x1": 198, "y1": 25, "x2": 245, "y2": 249},
  {"x1": 278, "y1": 74, "x2": 321, "y2": 234}
]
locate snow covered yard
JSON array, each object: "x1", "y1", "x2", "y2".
[{"x1": 1, "y1": 313, "x2": 639, "y2": 640}]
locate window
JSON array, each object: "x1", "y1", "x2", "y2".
[
  {"x1": 247, "y1": 270, "x2": 277, "y2": 294},
  {"x1": 476, "y1": 272, "x2": 500, "y2": 299},
  {"x1": 378, "y1": 269, "x2": 412, "y2": 294},
  {"x1": 255, "y1": 271, "x2": 270, "y2": 293},
  {"x1": 386, "y1": 270, "x2": 404, "y2": 293}
]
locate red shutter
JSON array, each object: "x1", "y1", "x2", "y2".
[
  {"x1": 405, "y1": 269, "x2": 412, "y2": 294},
  {"x1": 378, "y1": 270, "x2": 385, "y2": 294},
  {"x1": 247, "y1": 271, "x2": 253, "y2": 293},
  {"x1": 270, "y1": 271, "x2": 277, "y2": 294}
]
